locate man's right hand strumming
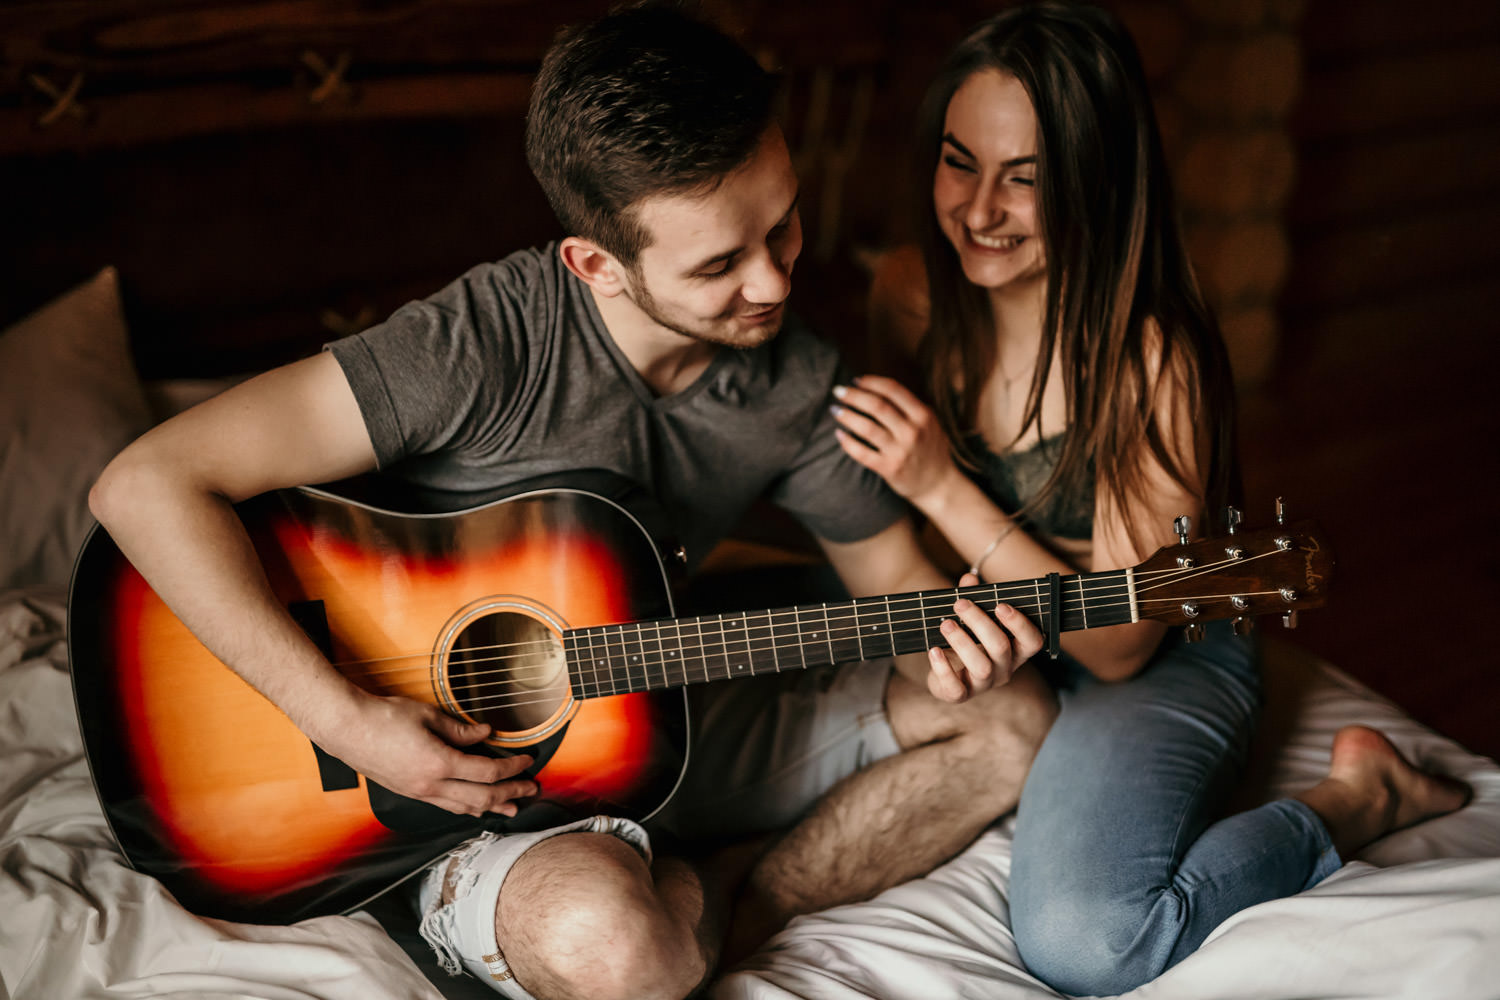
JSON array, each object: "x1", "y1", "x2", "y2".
[{"x1": 299, "y1": 688, "x2": 541, "y2": 817}]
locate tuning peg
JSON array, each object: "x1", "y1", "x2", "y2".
[
  {"x1": 1183, "y1": 623, "x2": 1205, "y2": 643},
  {"x1": 1173, "y1": 515, "x2": 1192, "y2": 545},
  {"x1": 1226, "y1": 506, "x2": 1242, "y2": 535},
  {"x1": 1281, "y1": 610, "x2": 1299, "y2": 629},
  {"x1": 1275, "y1": 497, "x2": 1286, "y2": 525},
  {"x1": 1232, "y1": 616, "x2": 1254, "y2": 636}
]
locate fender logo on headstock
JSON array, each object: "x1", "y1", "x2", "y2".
[{"x1": 1304, "y1": 535, "x2": 1326, "y2": 591}]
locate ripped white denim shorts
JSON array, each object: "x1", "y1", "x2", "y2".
[
  {"x1": 417, "y1": 815, "x2": 652, "y2": 1000},
  {"x1": 418, "y1": 659, "x2": 898, "y2": 997}
]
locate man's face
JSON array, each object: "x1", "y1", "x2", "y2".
[{"x1": 622, "y1": 126, "x2": 803, "y2": 349}]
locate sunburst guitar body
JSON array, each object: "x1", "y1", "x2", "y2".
[{"x1": 69, "y1": 478, "x2": 687, "y2": 923}]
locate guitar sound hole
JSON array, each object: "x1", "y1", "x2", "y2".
[{"x1": 446, "y1": 611, "x2": 568, "y2": 735}]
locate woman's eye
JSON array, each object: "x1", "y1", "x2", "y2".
[
  {"x1": 1011, "y1": 175, "x2": 1035, "y2": 187},
  {"x1": 942, "y1": 155, "x2": 976, "y2": 173}
]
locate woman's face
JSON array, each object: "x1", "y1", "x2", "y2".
[{"x1": 932, "y1": 69, "x2": 1045, "y2": 292}]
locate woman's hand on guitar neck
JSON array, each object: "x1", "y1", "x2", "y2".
[{"x1": 311, "y1": 692, "x2": 539, "y2": 817}]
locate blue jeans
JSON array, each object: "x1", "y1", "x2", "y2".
[{"x1": 1010, "y1": 624, "x2": 1343, "y2": 996}]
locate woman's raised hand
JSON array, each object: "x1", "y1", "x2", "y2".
[{"x1": 831, "y1": 375, "x2": 960, "y2": 507}]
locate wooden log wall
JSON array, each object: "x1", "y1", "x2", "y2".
[{"x1": 1243, "y1": 0, "x2": 1500, "y2": 758}]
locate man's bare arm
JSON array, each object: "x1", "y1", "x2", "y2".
[{"x1": 89, "y1": 352, "x2": 536, "y2": 815}]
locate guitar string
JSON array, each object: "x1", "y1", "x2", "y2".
[
  {"x1": 353, "y1": 585, "x2": 1293, "y2": 712},
  {"x1": 441, "y1": 589, "x2": 1291, "y2": 713},
  {"x1": 337, "y1": 548, "x2": 1291, "y2": 685},
  {"x1": 332, "y1": 550, "x2": 1283, "y2": 675}
]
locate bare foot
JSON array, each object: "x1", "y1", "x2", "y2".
[{"x1": 1299, "y1": 725, "x2": 1470, "y2": 857}]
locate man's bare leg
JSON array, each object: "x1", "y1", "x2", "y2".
[
  {"x1": 435, "y1": 831, "x2": 724, "y2": 1000},
  {"x1": 726, "y1": 662, "x2": 1057, "y2": 960}
]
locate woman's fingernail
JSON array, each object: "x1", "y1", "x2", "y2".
[
  {"x1": 829, "y1": 403, "x2": 843, "y2": 417},
  {"x1": 832, "y1": 384, "x2": 848, "y2": 399}
]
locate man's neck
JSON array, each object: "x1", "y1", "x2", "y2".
[{"x1": 591, "y1": 286, "x2": 719, "y2": 397}]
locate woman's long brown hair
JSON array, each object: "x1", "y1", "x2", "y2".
[{"x1": 914, "y1": 2, "x2": 1240, "y2": 549}]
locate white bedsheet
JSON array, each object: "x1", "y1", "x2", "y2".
[{"x1": 5, "y1": 585, "x2": 1499, "y2": 1000}]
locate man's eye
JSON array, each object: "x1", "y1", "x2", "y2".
[{"x1": 697, "y1": 263, "x2": 732, "y2": 279}]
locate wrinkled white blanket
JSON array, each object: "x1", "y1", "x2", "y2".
[{"x1": 4, "y1": 586, "x2": 1499, "y2": 1000}]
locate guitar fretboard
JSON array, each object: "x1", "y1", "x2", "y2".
[{"x1": 563, "y1": 569, "x2": 1135, "y2": 699}]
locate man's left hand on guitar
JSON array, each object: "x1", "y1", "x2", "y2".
[{"x1": 923, "y1": 571, "x2": 1047, "y2": 704}]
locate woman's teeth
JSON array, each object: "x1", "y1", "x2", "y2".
[{"x1": 971, "y1": 232, "x2": 1025, "y2": 250}]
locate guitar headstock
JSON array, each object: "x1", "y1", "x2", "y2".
[{"x1": 1132, "y1": 502, "x2": 1333, "y2": 637}]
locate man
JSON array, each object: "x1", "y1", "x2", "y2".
[{"x1": 90, "y1": 6, "x2": 1057, "y2": 999}]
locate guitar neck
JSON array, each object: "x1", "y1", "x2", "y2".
[{"x1": 562, "y1": 568, "x2": 1135, "y2": 698}]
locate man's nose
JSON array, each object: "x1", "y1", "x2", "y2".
[{"x1": 742, "y1": 248, "x2": 792, "y2": 305}]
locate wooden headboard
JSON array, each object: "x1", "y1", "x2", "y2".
[
  {"x1": 0, "y1": 1, "x2": 616, "y2": 378},
  {"x1": 1, "y1": 0, "x2": 929, "y2": 380}
]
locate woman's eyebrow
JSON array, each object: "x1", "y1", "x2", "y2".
[{"x1": 941, "y1": 133, "x2": 1036, "y2": 168}]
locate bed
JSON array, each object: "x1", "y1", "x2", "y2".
[
  {"x1": 5, "y1": 3, "x2": 1500, "y2": 993},
  {"x1": 3, "y1": 268, "x2": 1500, "y2": 1000}
]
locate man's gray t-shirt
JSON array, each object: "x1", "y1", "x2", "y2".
[{"x1": 326, "y1": 244, "x2": 903, "y2": 569}]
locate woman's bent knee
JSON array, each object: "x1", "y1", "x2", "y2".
[{"x1": 1013, "y1": 885, "x2": 1180, "y2": 997}]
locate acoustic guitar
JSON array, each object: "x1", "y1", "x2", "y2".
[{"x1": 68, "y1": 477, "x2": 1331, "y2": 923}]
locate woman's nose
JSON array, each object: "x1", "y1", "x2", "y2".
[{"x1": 965, "y1": 176, "x2": 1007, "y2": 232}]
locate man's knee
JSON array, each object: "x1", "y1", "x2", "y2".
[
  {"x1": 942, "y1": 662, "x2": 1058, "y2": 758},
  {"x1": 499, "y1": 833, "x2": 705, "y2": 1000}
]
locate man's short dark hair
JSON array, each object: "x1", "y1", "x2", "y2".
[{"x1": 525, "y1": 2, "x2": 776, "y2": 267}]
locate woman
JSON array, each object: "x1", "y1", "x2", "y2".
[{"x1": 831, "y1": 3, "x2": 1469, "y2": 994}]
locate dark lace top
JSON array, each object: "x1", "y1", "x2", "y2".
[{"x1": 960, "y1": 431, "x2": 1095, "y2": 540}]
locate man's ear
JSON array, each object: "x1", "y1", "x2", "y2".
[{"x1": 559, "y1": 237, "x2": 629, "y2": 297}]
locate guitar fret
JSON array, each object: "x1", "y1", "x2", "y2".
[
  {"x1": 563, "y1": 632, "x2": 583, "y2": 699},
  {"x1": 721, "y1": 613, "x2": 752, "y2": 678},
  {"x1": 597, "y1": 626, "x2": 616, "y2": 695},
  {"x1": 828, "y1": 602, "x2": 840, "y2": 665},
  {"x1": 827, "y1": 600, "x2": 863, "y2": 664},
  {"x1": 615, "y1": 624, "x2": 633, "y2": 692},
  {"x1": 709, "y1": 614, "x2": 731, "y2": 682},
  {"x1": 745, "y1": 610, "x2": 776, "y2": 673},
  {"x1": 793, "y1": 606, "x2": 810, "y2": 670},
  {"x1": 1078, "y1": 576, "x2": 1088, "y2": 629},
  {"x1": 642, "y1": 620, "x2": 666, "y2": 692},
  {"x1": 916, "y1": 593, "x2": 927, "y2": 654},
  {"x1": 770, "y1": 607, "x2": 796, "y2": 672},
  {"x1": 858, "y1": 602, "x2": 870, "y2": 665},
  {"x1": 692, "y1": 616, "x2": 712, "y2": 684},
  {"x1": 589, "y1": 628, "x2": 607, "y2": 697},
  {"x1": 666, "y1": 617, "x2": 687, "y2": 689}
]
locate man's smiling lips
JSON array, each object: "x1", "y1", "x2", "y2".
[{"x1": 740, "y1": 302, "x2": 784, "y2": 323}]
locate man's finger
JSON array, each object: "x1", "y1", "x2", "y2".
[{"x1": 448, "y1": 749, "x2": 535, "y2": 785}]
